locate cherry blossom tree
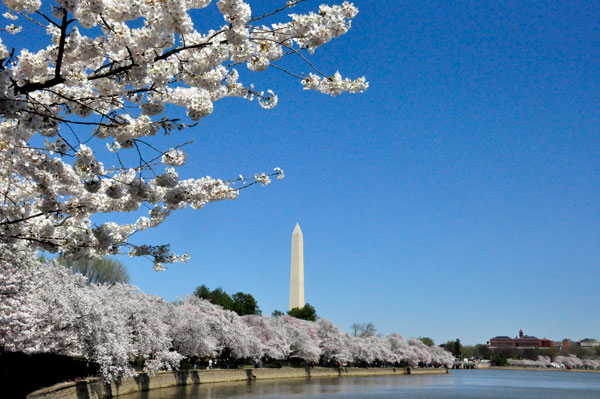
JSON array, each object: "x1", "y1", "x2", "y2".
[
  {"x1": 508, "y1": 356, "x2": 554, "y2": 368},
  {"x1": 367, "y1": 336, "x2": 394, "y2": 363},
  {"x1": 407, "y1": 338, "x2": 432, "y2": 365},
  {"x1": 169, "y1": 295, "x2": 263, "y2": 361},
  {"x1": 214, "y1": 305, "x2": 263, "y2": 360},
  {"x1": 316, "y1": 319, "x2": 351, "y2": 363},
  {"x1": 386, "y1": 333, "x2": 418, "y2": 367},
  {"x1": 554, "y1": 355, "x2": 584, "y2": 369},
  {"x1": 109, "y1": 283, "x2": 181, "y2": 374},
  {"x1": 0, "y1": 249, "x2": 43, "y2": 353},
  {"x1": 428, "y1": 345, "x2": 453, "y2": 367},
  {"x1": 279, "y1": 315, "x2": 321, "y2": 362},
  {"x1": 168, "y1": 296, "x2": 221, "y2": 359},
  {"x1": 507, "y1": 355, "x2": 600, "y2": 370},
  {"x1": 348, "y1": 336, "x2": 375, "y2": 364},
  {"x1": 1, "y1": 257, "x2": 455, "y2": 379},
  {"x1": 582, "y1": 358, "x2": 600, "y2": 369},
  {"x1": 242, "y1": 314, "x2": 291, "y2": 360},
  {"x1": 0, "y1": 0, "x2": 367, "y2": 271},
  {"x1": 0, "y1": 259, "x2": 181, "y2": 380}
]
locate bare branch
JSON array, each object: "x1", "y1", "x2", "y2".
[
  {"x1": 249, "y1": 0, "x2": 307, "y2": 23},
  {"x1": 35, "y1": 11, "x2": 60, "y2": 28},
  {"x1": 269, "y1": 63, "x2": 304, "y2": 79}
]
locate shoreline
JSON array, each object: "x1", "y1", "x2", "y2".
[
  {"x1": 27, "y1": 367, "x2": 448, "y2": 399},
  {"x1": 488, "y1": 366, "x2": 600, "y2": 373}
]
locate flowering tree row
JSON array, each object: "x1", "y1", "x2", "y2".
[
  {"x1": 507, "y1": 355, "x2": 600, "y2": 370},
  {"x1": 0, "y1": 0, "x2": 367, "y2": 271},
  {"x1": 1, "y1": 259, "x2": 453, "y2": 381}
]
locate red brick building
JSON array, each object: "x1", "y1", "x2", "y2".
[
  {"x1": 489, "y1": 330, "x2": 554, "y2": 348},
  {"x1": 489, "y1": 335, "x2": 515, "y2": 347}
]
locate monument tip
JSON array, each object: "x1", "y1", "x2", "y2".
[{"x1": 293, "y1": 223, "x2": 302, "y2": 234}]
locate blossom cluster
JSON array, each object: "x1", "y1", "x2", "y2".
[
  {"x1": 0, "y1": 0, "x2": 366, "y2": 267},
  {"x1": 1, "y1": 257, "x2": 452, "y2": 381},
  {"x1": 302, "y1": 72, "x2": 369, "y2": 96}
]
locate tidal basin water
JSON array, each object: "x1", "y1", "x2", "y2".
[{"x1": 120, "y1": 369, "x2": 600, "y2": 399}]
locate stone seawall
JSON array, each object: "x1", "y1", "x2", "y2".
[{"x1": 27, "y1": 367, "x2": 448, "y2": 399}]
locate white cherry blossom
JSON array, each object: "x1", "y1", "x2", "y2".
[
  {"x1": 0, "y1": 0, "x2": 366, "y2": 269},
  {"x1": 1, "y1": 255, "x2": 455, "y2": 380}
]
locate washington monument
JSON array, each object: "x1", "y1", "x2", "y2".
[{"x1": 289, "y1": 223, "x2": 305, "y2": 310}]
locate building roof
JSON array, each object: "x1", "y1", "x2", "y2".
[{"x1": 491, "y1": 336, "x2": 513, "y2": 340}]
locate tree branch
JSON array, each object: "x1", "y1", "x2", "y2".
[
  {"x1": 248, "y1": 0, "x2": 307, "y2": 23},
  {"x1": 0, "y1": 210, "x2": 59, "y2": 226},
  {"x1": 15, "y1": 10, "x2": 70, "y2": 94}
]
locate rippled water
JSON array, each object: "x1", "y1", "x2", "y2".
[{"x1": 120, "y1": 369, "x2": 600, "y2": 399}]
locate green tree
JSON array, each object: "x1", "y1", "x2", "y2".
[
  {"x1": 57, "y1": 256, "x2": 130, "y2": 285},
  {"x1": 193, "y1": 285, "x2": 234, "y2": 310},
  {"x1": 522, "y1": 348, "x2": 541, "y2": 361},
  {"x1": 288, "y1": 303, "x2": 318, "y2": 321},
  {"x1": 545, "y1": 347, "x2": 559, "y2": 360},
  {"x1": 440, "y1": 339, "x2": 463, "y2": 358},
  {"x1": 194, "y1": 284, "x2": 211, "y2": 299},
  {"x1": 440, "y1": 341, "x2": 454, "y2": 354},
  {"x1": 419, "y1": 337, "x2": 435, "y2": 347},
  {"x1": 231, "y1": 292, "x2": 261, "y2": 316},
  {"x1": 461, "y1": 345, "x2": 475, "y2": 359},
  {"x1": 271, "y1": 310, "x2": 285, "y2": 317},
  {"x1": 561, "y1": 345, "x2": 589, "y2": 359},
  {"x1": 207, "y1": 287, "x2": 234, "y2": 310},
  {"x1": 475, "y1": 344, "x2": 491, "y2": 359},
  {"x1": 454, "y1": 339, "x2": 463, "y2": 358},
  {"x1": 193, "y1": 285, "x2": 261, "y2": 316},
  {"x1": 490, "y1": 353, "x2": 508, "y2": 366},
  {"x1": 495, "y1": 346, "x2": 518, "y2": 360}
]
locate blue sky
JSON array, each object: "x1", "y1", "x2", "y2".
[{"x1": 4, "y1": 0, "x2": 600, "y2": 345}]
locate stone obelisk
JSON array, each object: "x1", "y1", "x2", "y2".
[{"x1": 289, "y1": 223, "x2": 305, "y2": 310}]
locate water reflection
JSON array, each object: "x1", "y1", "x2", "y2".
[{"x1": 121, "y1": 370, "x2": 600, "y2": 399}]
